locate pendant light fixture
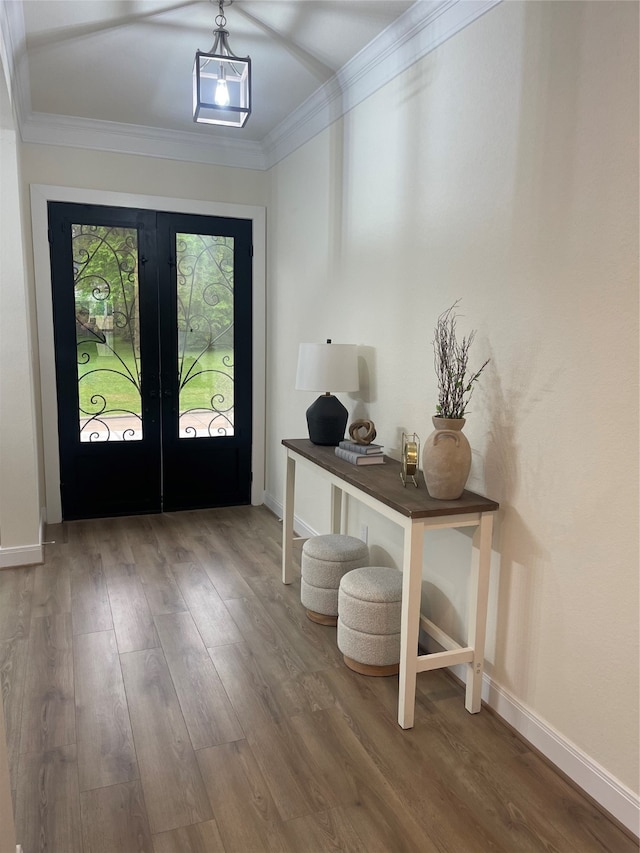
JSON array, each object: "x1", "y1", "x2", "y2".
[{"x1": 193, "y1": 0, "x2": 251, "y2": 127}]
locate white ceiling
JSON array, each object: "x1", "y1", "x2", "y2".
[
  {"x1": 19, "y1": 0, "x2": 415, "y2": 140},
  {"x1": 3, "y1": 0, "x2": 500, "y2": 168}
]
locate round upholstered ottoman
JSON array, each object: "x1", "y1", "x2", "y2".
[
  {"x1": 337, "y1": 566, "x2": 403, "y2": 676},
  {"x1": 301, "y1": 534, "x2": 369, "y2": 626}
]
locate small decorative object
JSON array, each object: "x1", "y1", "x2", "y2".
[
  {"x1": 423, "y1": 302, "x2": 490, "y2": 500},
  {"x1": 296, "y1": 340, "x2": 359, "y2": 445},
  {"x1": 400, "y1": 432, "x2": 420, "y2": 487},
  {"x1": 348, "y1": 419, "x2": 376, "y2": 445}
]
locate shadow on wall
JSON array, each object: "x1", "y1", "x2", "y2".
[
  {"x1": 421, "y1": 580, "x2": 465, "y2": 646},
  {"x1": 368, "y1": 545, "x2": 395, "y2": 568},
  {"x1": 355, "y1": 348, "x2": 377, "y2": 405},
  {"x1": 347, "y1": 346, "x2": 377, "y2": 427},
  {"x1": 509, "y1": 1, "x2": 584, "y2": 272},
  {"x1": 483, "y1": 347, "x2": 556, "y2": 700}
]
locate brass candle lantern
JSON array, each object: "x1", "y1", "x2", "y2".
[{"x1": 400, "y1": 432, "x2": 420, "y2": 487}]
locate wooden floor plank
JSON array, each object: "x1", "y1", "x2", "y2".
[
  {"x1": 152, "y1": 820, "x2": 226, "y2": 853},
  {"x1": 146, "y1": 513, "x2": 196, "y2": 563},
  {"x1": 508, "y1": 751, "x2": 639, "y2": 853},
  {"x1": 286, "y1": 706, "x2": 442, "y2": 852},
  {"x1": 105, "y1": 563, "x2": 160, "y2": 653},
  {"x1": 197, "y1": 740, "x2": 292, "y2": 853},
  {"x1": 320, "y1": 666, "x2": 506, "y2": 852},
  {"x1": 282, "y1": 807, "x2": 368, "y2": 853},
  {"x1": 70, "y1": 552, "x2": 113, "y2": 635},
  {"x1": 0, "y1": 635, "x2": 28, "y2": 794},
  {"x1": 210, "y1": 640, "x2": 336, "y2": 729},
  {"x1": 223, "y1": 595, "x2": 309, "y2": 683},
  {"x1": 74, "y1": 629, "x2": 138, "y2": 791},
  {"x1": 245, "y1": 573, "x2": 344, "y2": 670},
  {"x1": 120, "y1": 646, "x2": 213, "y2": 834},
  {"x1": 90, "y1": 526, "x2": 136, "y2": 567},
  {"x1": 31, "y1": 551, "x2": 71, "y2": 618},
  {"x1": 136, "y1": 560, "x2": 188, "y2": 617},
  {"x1": 170, "y1": 561, "x2": 243, "y2": 647},
  {"x1": 15, "y1": 744, "x2": 83, "y2": 853},
  {"x1": 218, "y1": 525, "x2": 276, "y2": 580},
  {"x1": 154, "y1": 610, "x2": 244, "y2": 749},
  {"x1": 239, "y1": 715, "x2": 318, "y2": 822},
  {"x1": 0, "y1": 565, "x2": 34, "y2": 642},
  {"x1": 65, "y1": 518, "x2": 100, "y2": 553},
  {"x1": 81, "y1": 780, "x2": 153, "y2": 853},
  {"x1": 188, "y1": 535, "x2": 256, "y2": 600},
  {"x1": 96, "y1": 519, "x2": 135, "y2": 572},
  {"x1": 20, "y1": 613, "x2": 75, "y2": 754}
]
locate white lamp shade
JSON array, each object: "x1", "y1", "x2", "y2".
[{"x1": 295, "y1": 343, "x2": 359, "y2": 393}]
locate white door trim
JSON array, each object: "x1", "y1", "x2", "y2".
[{"x1": 31, "y1": 184, "x2": 266, "y2": 523}]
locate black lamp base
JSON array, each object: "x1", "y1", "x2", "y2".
[{"x1": 306, "y1": 394, "x2": 348, "y2": 445}]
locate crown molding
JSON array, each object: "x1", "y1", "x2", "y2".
[
  {"x1": 19, "y1": 111, "x2": 266, "y2": 170},
  {"x1": 3, "y1": 0, "x2": 501, "y2": 172},
  {"x1": 0, "y1": 0, "x2": 31, "y2": 125}
]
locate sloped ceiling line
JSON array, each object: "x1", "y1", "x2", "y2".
[
  {"x1": 2, "y1": 0, "x2": 501, "y2": 172},
  {"x1": 262, "y1": 0, "x2": 501, "y2": 168}
]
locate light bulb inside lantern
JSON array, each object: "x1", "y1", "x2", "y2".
[{"x1": 215, "y1": 72, "x2": 230, "y2": 107}]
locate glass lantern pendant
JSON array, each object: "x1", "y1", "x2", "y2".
[{"x1": 193, "y1": 0, "x2": 251, "y2": 127}]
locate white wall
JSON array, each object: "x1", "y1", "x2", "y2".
[
  {"x1": 20, "y1": 145, "x2": 268, "y2": 208},
  {"x1": 0, "y1": 38, "x2": 41, "y2": 567},
  {"x1": 266, "y1": 0, "x2": 639, "y2": 824},
  {"x1": 0, "y1": 48, "x2": 23, "y2": 852}
]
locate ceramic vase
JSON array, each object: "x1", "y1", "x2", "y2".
[{"x1": 422, "y1": 416, "x2": 471, "y2": 500}]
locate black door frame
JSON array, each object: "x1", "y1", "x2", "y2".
[{"x1": 42, "y1": 194, "x2": 263, "y2": 521}]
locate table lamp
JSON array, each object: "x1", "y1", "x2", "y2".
[{"x1": 295, "y1": 340, "x2": 359, "y2": 445}]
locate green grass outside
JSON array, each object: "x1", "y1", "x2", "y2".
[{"x1": 78, "y1": 347, "x2": 234, "y2": 417}]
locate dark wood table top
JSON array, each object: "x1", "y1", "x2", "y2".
[{"x1": 283, "y1": 439, "x2": 499, "y2": 520}]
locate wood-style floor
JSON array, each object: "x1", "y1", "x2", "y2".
[{"x1": 0, "y1": 505, "x2": 635, "y2": 853}]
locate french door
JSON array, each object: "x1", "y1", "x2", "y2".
[{"x1": 48, "y1": 202, "x2": 252, "y2": 520}]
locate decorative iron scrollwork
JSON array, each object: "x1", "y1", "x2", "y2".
[
  {"x1": 73, "y1": 224, "x2": 142, "y2": 442},
  {"x1": 176, "y1": 233, "x2": 235, "y2": 439}
]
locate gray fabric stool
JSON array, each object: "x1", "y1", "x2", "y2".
[
  {"x1": 301, "y1": 534, "x2": 369, "y2": 626},
  {"x1": 337, "y1": 566, "x2": 403, "y2": 676}
]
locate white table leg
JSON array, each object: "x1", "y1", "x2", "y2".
[
  {"x1": 330, "y1": 484, "x2": 343, "y2": 534},
  {"x1": 465, "y1": 512, "x2": 494, "y2": 712},
  {"x1": 398, "y1": 522, "x2": 424, "y2": 729},
  {"x1": 282, "y1": 452, "x2": 296, "y2": 584}
]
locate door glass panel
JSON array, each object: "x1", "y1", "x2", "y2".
[
  {"x1": 73, "y1": 224, "x2": 142, "y2": 442},
  {"x1": 176, "y1": 233, "x2": 235, "y2": 438}
]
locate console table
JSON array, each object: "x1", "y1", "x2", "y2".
[{"x1": 281, "y1": 438, "x2": 499, "y2": 729}]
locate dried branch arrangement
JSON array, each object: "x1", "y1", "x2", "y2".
[{"x1": 433, "y1": 301, "x2": 490, "y2": 419}]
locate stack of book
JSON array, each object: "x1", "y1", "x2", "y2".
[{"x1": 335, "y1": 440, "x2": 385, "y2": 465}]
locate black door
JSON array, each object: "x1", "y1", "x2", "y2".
[{"x1": 48, "y1": 202, "x2": 252, "y2": 520}]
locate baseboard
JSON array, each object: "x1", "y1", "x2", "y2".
[
  {"x1": 421, "y1": 637, "x2": 640, "y2": 838},
  {"x1": 0, "y1": 509, "x2": 45, "y2": 570},
  {"x1": 0, "y1": 543, "x2": 43, "y2": 569}
]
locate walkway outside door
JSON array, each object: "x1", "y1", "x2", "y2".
[{"x1": 48, "y1": 202, "x2": 253, "y2": 520}]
